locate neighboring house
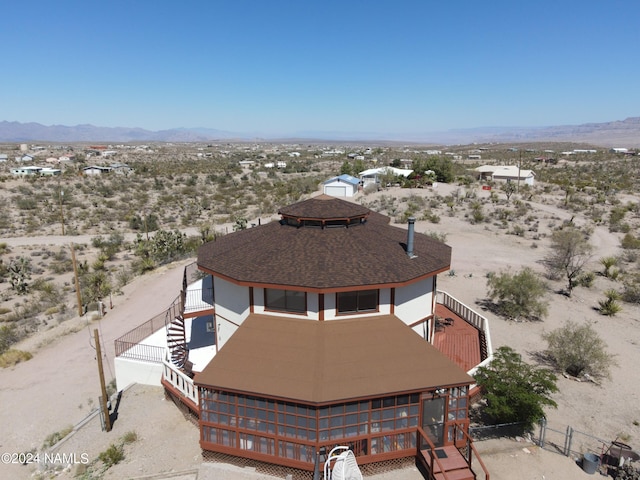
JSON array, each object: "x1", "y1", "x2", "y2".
[
  {"x1": 83, "y1": 166, "x2": 111, "y2": 175},
  {"x1": 114, "y1": 195, "x2": 492, "y2": 478},
  {"x1": 323, "y1": 174, "x2": 360, "y2": 197},
  {"x1": 10, "y1": 166, "x2": 60, "y2": 176},
  {"x1": 109, "y1": 163, "x2": 133, "y2": 175},
  {"x1": 11, "y1": 166, "x2": 43, "y2": 176},
  {"x1": 399, "y1": 158, "x2": 413, "y2": 168},
  {"x1": 0, "y1": 154, "x2": 8, "y2": 162},
  {"x1": 358, "y1": 166, "x2": 413, "y2": 187},
  {"x1": 610, "y1": 147, "x2": 628, "y2": 154},
  {"x1": 474, "y1": 165, "x2": 536, "y2": 186},
  {"x1": 15, "y1": 154, "x2": 34, "y2": 163},
  {"x1": 40, "y1": 167, "x2": 61, "y2": 176}
]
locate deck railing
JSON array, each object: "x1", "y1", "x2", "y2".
[
  {"x1": 114, "y1": 261, "x2": 214, "y2": 362},
  {"x1": 452, "y1": 423, "x2": 491, "y2": 480},
  {"x1": 417, "y1": 424, "x2": 490, "y2": 480},
  {"x1": 184, "y1": 287, "x2": 214, "y2": 313},
  {"x1": 416, "y1": 427, "x2": 456, "y2": 480},
  {"x1": 116, "y1": 341, "x2": 166, "y2": 363},
  {"x1": 162, "y1": 358, "x2": 199, "y2": 408},
  {"x1": 114, "y1": 295, "x2": 181, "y2": 359}
]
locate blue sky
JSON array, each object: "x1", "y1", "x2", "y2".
[{"x1": 3, "y1": 1, "x2": 639, "y2": 137}]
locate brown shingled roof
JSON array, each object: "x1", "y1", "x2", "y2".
[
  {"x1": 198, "y1": 196, "x2": 451, "y2": 290},
  {"x1": 278, "y1": 194, "x2": 370, "y2": 220},
  {"x1": 194, "y1": 314, "x2": 473, "y2": 404}
]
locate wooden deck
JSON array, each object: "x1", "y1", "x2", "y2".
[{"x1": 433, "y1": 304, "x2": 482, "y2": 373}]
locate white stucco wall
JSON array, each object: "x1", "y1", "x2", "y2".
[
  {"x1": 394, "y1": 277, "x2": 434, "y2": 328},
  {"x1": 213, "y1": 277, "x2": 250, "y2": 349},
  {"x1": 115, "y1": 357, "x2": 163, "y2": 390}
]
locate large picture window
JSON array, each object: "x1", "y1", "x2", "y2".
[
  {"x1": 265, "y1": 289, "x2": 306, "y2": 314},
  {"x1": 337, "y1": 289, "x2": 378, "y2": 314}
]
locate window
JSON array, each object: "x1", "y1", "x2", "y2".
[
  {"x1": 337, "y1": 290, "x2": 378, "y2": 314},
  {"x1": 265, "y1": 289, "x2": 306, "y2": 314}
]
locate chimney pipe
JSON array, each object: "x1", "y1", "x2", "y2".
[{"x1": 407, "y1": 217, "x2": 416, "y2": 258}]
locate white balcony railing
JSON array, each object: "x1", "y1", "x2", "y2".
[{"x1": 162, "y1": 358, "x2": 199, "y2": 407}]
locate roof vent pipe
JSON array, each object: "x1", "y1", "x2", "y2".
[{"x1": 407, "y1": 217, "x2": 416, "y2": 258}]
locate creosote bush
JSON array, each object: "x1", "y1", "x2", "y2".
[
  {"x1": 0, "y1": 349, "x2": 32, "y2": 368},
  {"x1": 486, "y1": 267, "x2": 548, "y2": 321},
  {"x1": 99, "y1": 443, "x2": 124, "y2": 467},
  {"x1": 43, "y1": 425, "x2": 74, "y2": 448},
  {"x1": 543, "y1": 321, "x2": 616, "y2": 380}
]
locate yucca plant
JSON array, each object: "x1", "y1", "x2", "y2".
[
  {"x1": 600, "y1": 256, "x2": 618, "y2": 278},
  {"x1": 598, "y1": 289, "x2": 622, "y2": 316}
]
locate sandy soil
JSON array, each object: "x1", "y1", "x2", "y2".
[{"x1": 1, "y1": 184, "x2": 639, "y2": 479}]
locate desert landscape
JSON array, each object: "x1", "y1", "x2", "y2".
[{"x1": 1, "y1": 142, "x2": 639, "y2": 479}]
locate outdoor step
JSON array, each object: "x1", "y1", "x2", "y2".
[{"x1": 434, "y1": 468, "x2": 475, "y2": 480}]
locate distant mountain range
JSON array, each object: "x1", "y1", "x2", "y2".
[{"x1": 0, "y1": 118, "x2": 639, "y2": 146}]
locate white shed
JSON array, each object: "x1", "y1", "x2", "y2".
[{"x1": 323, "y1": 174, "x2": 361, "y2": 197}]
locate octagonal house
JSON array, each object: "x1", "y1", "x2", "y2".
[{"x1": 115, "y1": 194, "x2": 492, "y2": 478}]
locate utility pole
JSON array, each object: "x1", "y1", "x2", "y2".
[
  {"x1": 70, "y1": 243, "x2": 83, "y2": 316},
  {"x1": 59, "y1": 187, "x2": 65, "y2": 235},
  {"x1": 94, "y1": 329, "x2": 112, "y2": 432},
  {"x1": 517, "y1": 150, "x2": 522, "y2": 194}
]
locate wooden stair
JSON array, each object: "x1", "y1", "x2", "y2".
[
  {"x1": 421, "y1": 446, "x2": 476, "y2": 480},
  {"x1": 167, "y1": 315, "x2": 188, "y2": 368},
  {"x1": 434, "y1": 468, "x2": 475, "y2": 480}
]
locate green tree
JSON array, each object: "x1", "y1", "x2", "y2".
[
  {"x1": 474, "y1": 346, "x2": 558, "y2": 428},
  {"x1": 149, "y1": 229, "x2": 186, "y2": 262},
  {"x1": 486, "y1": 268, "x2": 548, "y2": 321},
  {"x1": 501, "y1": 181, "x2": 517, "y2": 202},
  {"x1": 378, "y1": 168, "x2": 399, "y2": 189},
  {"x1": 8, "y1": 257, "x2": 32, "y2": 295},
  {"x1": 543, "y1": 226, "x2": 592, "y2": 296},
  {"x1": 134, "y1": 229, "x2": 187, "y2": 266},
  {"x1": 233, "y1": 217, "x2": 248, "y2": 231},
  {"x1": 414, "y1": 156, "x2": 455, "y2": 183},
  {"x1": 83, "y1": 270, "x2": 112, "y2": 304},
  {"x1": 543, "y1": 321, "x2": 616, "y2": 380},
  {"x1": 339, "y1": 160, "x2": 353, "y2": 176}
]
